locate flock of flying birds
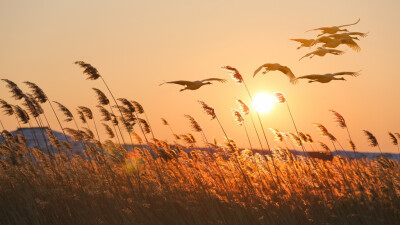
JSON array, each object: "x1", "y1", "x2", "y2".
[{"x1": 160, "y1": 19, "x2": 367, "y2": 91}]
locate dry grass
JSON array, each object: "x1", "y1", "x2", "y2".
[{"x1": 1, "y1": 136, "x2": 400, "y2": 225}]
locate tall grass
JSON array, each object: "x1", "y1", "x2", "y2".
[{"x1": 1, "y1": 77, "x2": 400, "y2": 225}]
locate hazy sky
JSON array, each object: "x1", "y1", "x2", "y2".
[{"x1": 1, "y1": 0, "x2": 400, "y2": 153}]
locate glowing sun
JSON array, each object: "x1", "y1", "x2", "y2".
[{"x1": 253, "y1": 93, "x2": 274, "y2": 113}]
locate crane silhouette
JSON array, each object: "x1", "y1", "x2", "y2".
[
  {"x1": 307, "y1": 18, "x2": 360, "y2": 36},
  {"x1": 159, "y1": 78, "x2": 226, "y2": 91},
  {"x1": 253, "y1": 63, "x2": 297, "y2": 84},
  {"x1": 299, "y1": 47, "x2": 345, "y2": 60},
  {"x1": 311, "y1": 37, "x2": 361, "y2": 52},
  {"x1": 294, "y1": 71, "x2": 360, "y2": 83}
]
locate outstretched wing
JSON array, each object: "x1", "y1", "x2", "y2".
[
  {"x1": 326, "y1": 49, "x2": 345, "y2": 54},
  {"x1": 306, "y1": 27, "x2": 329, "y2": 32},
  {"x1": 159, "y1": 80, "x2": 192, "y2": 86},
  {"x1": 299, "y1": 51, "x2": 314, "y2": 61},
  {"x1": 311, "y1": 36, "x2": 333, "y2": 46},
  {"x1": 332, "y1": 71, "x2": 361, "y2": 77},
  {"x1": 253, "y1": 63, "x2": 272, "y2": 77},
  {"x1": 254, "y1": 63, "x2": 297, "y2": 84},
  {"x1": 338, "y1": 18, "x2": 360, "y2": 28},
  {"x1": 277, "y1": 65, "x2": 298, "y2": 84},
  {"x1": 200, "y1": 78, "x2": 227, "y2": 83},
  {"x1": 295, "y1": 74, "x2": 323, "y2": 80},
  {"x1": 290, "y1": 39, "x2": 313, "y2": 44},
  {"x1": 343, "y1": 39, "x2": 361, "y2": 52},
  {"x1": 348, "y1": 32, "x2": 369, "y2": 37}
]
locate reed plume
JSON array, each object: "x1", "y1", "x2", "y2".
[
  {"x1": 161, "y1": 117, "x2": 179, "y2": 143},
  {"x1": 9, "y1": 106, "x2": 35, "y2": 147},
  {"x1": 78, "y1": 106, "x2": 93, "y2": 120},
  {"x1": 97, "y1": 106, "x2": 111, "y2": 121},
  {"x1": 198, "y1": 100, "x2": 231, "y2": 149},
  {"x1": 131, "y1": 100, "x2": 156, "y2": 141},
  {"x1": 314, "y1": 123, "x2": 329, "y2": 137},
  {"x1": 388, "y1": 132, "x2": 398, "y2": 145},
  {"x1": 187, "y1": 133, "x2": 197, "y2": 144},
  {"x1": 22, "y1": 94, "x2": 43, "y2": 118},
  {"x1": 0, "y1": 99, "x2": 14, "y2": 116},
  {"x1": 82, "y1": 128, "x2": 95, "y2": 140},
  {"x1": 363, "y1": 130, "x2": 382, "y2": 155},
  {"x1": 390, "y1": 132, "x2": 400, "y2": 156},
  {"x1": 24, "y1": 81, "x2": 48, "y2": 103},
  {"x1": 299, "y1": 132, "x2": 308, "y2": 143},
  {"x1": 45, "y1": 128, "x2": 63, "y2": 152},
  {"x1": 79, "y1": 106, "x2": 101, "y2": 141},
  {"x1": 363, "y1": 130, "x2": 378, "y2": 147},
  {"x1": 2, "y1": 79, "x2": 24, "y2": 100},
  {"x1": 348, "y1": 140, "x2": 356, "y2": 152},
  {"x1": 330, "y1": 110, "x2": 346, "y2": 128},
  {"x1": 13, "y1": 105, "x2": 30, "y2": 124},
  {"x1": 327, "y1": 133, "x2": 337, "y2": 142},
  {"x1": 64, "y1": 128, "x2": 85, "y2": 141},
  {"x1": 53, "y1": 101, "x2": 73, "y2": 122},
  {"x1": 180, "y1": 134, "x2": 195, "y2": 147},
  {"x1": 185, "y1": 115, "x2": 202, "y2": 132},
  {"x1": 161, "y1": 118, "x2": 169, "y2": 126},
  {"x1": 103, "y1": 123, "x2": 115, "y2": 139},
  {"x1": 273, "y1": 92, "x2": 286, "y2": 104},
  {"x1": 236, "y1": 98, "x2": 249, "y2": 115},
  {"x1": 131, "y1": 132, "x2": 142, "y2": 144},
  {"x1": 305, "y1": 133, "x2": 314, "y2": 143},
  {"x1": 198, "y1": 101, "x2": 216, "y2": 120},
  {"x1": 97, "y1": 108, "x2": 121, "y2": 145},
  {"x1": 77, "y1": 109, "x2": 87, "y2": 124},
  {"x1": 74, "y1": 61, "x2": 101, "y2": 80},
  {"x1": 113, "y1": 105, "x2": 135, "y2": 122},
  {"x1": 329, "y1": 110, "x2": 357, "y2": 159},
  {"x1": 269, "y1": 128, "x2": 284, "y2": 143},
  {"x1": 231, "y1": 109, "x2": 244, "y2": 126},
  {"x1": 131, "y1": 101, "x2": 144, "y2": 114},
  {"x1": 111, "y1": 114, "x2": 119, "y2": 126},
  {"x1": 118, "y1": 98, "x2": 136, "y2": 114},
  {"x1": 319, "y1": 141, "x2": 331, "y2": 152},
  {"x1": 314, "y1": 123, "x2": 337, "y2": 141},
  {"x1": 139, "y1": 119, "x2": 151, "y2": 134},
  {"x1": 232, "y1": 109, "x2": 253, "y2": 150},
  {"x1": 289, "y1": 133, "x2": 302, "y2": 147},
  {"x1": 92, "y1": 88, "x2": 110, "y2": 105},
  {"x1": 222, "y1": 66, "x2": 243, "y2": 84}
]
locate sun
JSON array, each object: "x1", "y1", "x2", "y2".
[{"x1": 252, "y1": 93, "x2": 274, "y2": 113}]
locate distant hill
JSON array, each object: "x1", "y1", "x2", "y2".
[
  {"x1": 2, "y1": 128, "x2": 399, "y2": 160},
  {"x1": 6, "y1": 127, "x2": 85, "y2": 155}
]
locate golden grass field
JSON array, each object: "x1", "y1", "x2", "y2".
[{"x1": 1, "y1": 136, "x2": 400, "y2": 225}]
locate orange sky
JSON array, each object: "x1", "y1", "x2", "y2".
[{"x1": 1, "y1": 0, "x2": 400, "y2": 153}]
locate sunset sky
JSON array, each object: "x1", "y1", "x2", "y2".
[{"x1": 1, "y1": 0, "x2": 399, "y2": 153}]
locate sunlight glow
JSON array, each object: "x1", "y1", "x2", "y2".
[{"x1": 252, "y1": 93, "x2": 274, "y2": 113}]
